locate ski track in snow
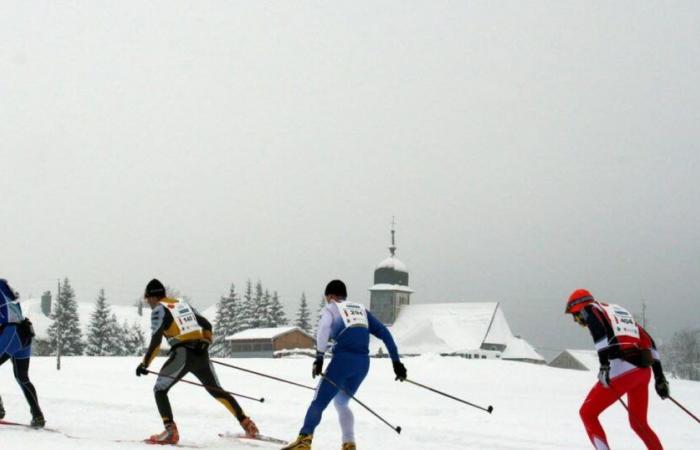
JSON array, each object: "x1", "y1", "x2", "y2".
[{"x1": 0, "y1": 356, "x2": 698, "y2": 449}]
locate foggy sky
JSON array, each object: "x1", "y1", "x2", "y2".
[{"x1": 2, "y1": 1, "x2": 699, "y2": 354}]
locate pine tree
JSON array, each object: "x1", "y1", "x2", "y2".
[
  {"x1": 47, "y1": 278, "x2": 85, "y2": 356},
  {"x1": 212, "y1": 284, "x2": 243, "y2": 356},
  {"x1": 261, "y1": 289, "x2": 274, "y2": 327},
  {"x1": 269, "y1": 291, "x2": 288, "y2": 327},
  {"x1": 251, "y1": 281, "x2": 267, "y2": 328},
  {"x1": 122, "y1": 321, "x2": 146, "y2": 356},
  {"x1": 86, "y1": 289, "x2": 121, "y2": 356},
  {"x1": 295, "y1": 292, "x2": 312, "y2": 334},
  {"x1": 238, "y1": 279, "x2": 255, "y2": 331},
  {"x1": 314, "y1": 294, "x2": 327, "y2": 335}
]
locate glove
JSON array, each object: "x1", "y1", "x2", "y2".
[
  {"x1": 136, "y1": 363, "x2": 149, "y2": 377},
  {"x1": 598, "y1": 364, "x2": 611, "y2": 388},
  {"x1": 393, "y1": 361, "x2": 407, "y2": 381},
  {"x1": 655, "y1": 377, "x2": 670, "y2": 399},
  {"x1": 312, "y1": 355, "x2": 324, "y2": 379}
]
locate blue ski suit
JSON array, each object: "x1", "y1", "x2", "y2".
[{"x1": 300, "y1": 299, "x2": 400, "y2": 442}]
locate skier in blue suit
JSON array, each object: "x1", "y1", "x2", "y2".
[
  {"x1": 281, "y1": 280, "x2": 407, "y2": 450},
  {"x1": 0, "y1": 278, "x2": 44, "y2": 427}
]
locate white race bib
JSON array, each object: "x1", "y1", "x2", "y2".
[
  {"x1": 600, "y1": 303, "x2": 640, "y2": 339},
  {"x1": 337, "y1": 302, "x2": 369, "y2": 329},
  {"x1": 170, "y1": 301, "x2": 203, "y2": 336}
]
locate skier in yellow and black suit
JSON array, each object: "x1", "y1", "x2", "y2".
[{"x1": 136, "y1": 278, "x2": 259, "y2": 444}]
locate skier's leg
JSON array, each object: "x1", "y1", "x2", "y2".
[
  {"x1": 153, "y1": 347, "x2": 189, "y2": 424},
  {"x1": 626, "y1": 369, "x2": 663, "y2": 450},
  {"x1": 12, "y1": 356, "x2": 43, "y2": 418},
  {"x1": 299, "y1": 357, "x2": 347, "y2": 436},
  {"x1": 333, "y1": 356, "x2": 369, "y2": 444},
  {"x1": 190, "y1": 355, "x2": 245, "y2": 421},
  {"x1": 579, "y1": 381, "x2": 621, "y2": 449}
]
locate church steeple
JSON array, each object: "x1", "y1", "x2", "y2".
[{"x1": 389, "y1": 216, "x2": 397, "y2": 257}]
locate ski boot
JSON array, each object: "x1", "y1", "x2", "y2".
[
  {"x1": 342, "y1": 443, "x2": 356, "y2": 450},
  {"x1": 147, "y1": 422, "x2": 179, "y2": 445},
  {"x1": 280, "y1": 434, "x2": 312, "y2": 450},
  {"x1": 30, "y1": 415, "x2": 46, "y2": 428},
  {"x1": 0, "y1": 396, "x2": 5, "y2": 419},
  {"x1": 240, "y1": 416, "x2": 259, "y2": 438}
]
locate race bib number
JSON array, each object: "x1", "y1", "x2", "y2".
[
  {"x1": 337, "y1": 302, "x2": 369, "y2": 329},
  {"x1": 601, "y1": 304, "x2": 640, "y2": 339},
  {"x1": 170, "y1": 302, "x2": 202, "y2": 335}
]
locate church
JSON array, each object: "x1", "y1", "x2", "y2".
[{"x1": 369, "y1": 223, "x2": 543, "y2": 363}]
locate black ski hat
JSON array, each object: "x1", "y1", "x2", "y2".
[
  {"x1": 144, "y1": 278, "x2": 166, "y2": 298},
  {"x1": 324, "y1": 279, "x2": 347, "y2": 298}
]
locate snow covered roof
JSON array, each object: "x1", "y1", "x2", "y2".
[
  {"x1": 19, "y1": 297, "x2": 151, "y2": 342},
  {"x1": 376, "y1": 257, "x2": 408, "y2": 272},
  {"x1": 551, "y1": 349, "x2": 599, "y2": 371},
  {"x1": 225, "y1": 326, "x2": 307, "y2": 341},
  {"x1": 369, "y1": 284, "x2": 415, "y2": 293},
  {"x1": 371, "y1": 302, "x2": 514, "y2": 355},
  {"x1": 501, "y1": 337, "x2": 545, "y2": 362}
]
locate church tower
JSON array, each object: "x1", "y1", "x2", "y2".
[{"x1": 369, "y1": 219, "x2": 413, "y2": 325}]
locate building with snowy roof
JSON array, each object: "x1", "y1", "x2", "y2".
[
  {"x1": 371, "y1": 301, "x2": 519, "y2": 359},
  {"x1": 501, "y1": 336, "x2": 546, "y2": 365},
  {"x1": 368, "y1": 222, "x2": 540, "y2": 361},
  {"x1": 224, "y1": 326, "x2": 314, "y2": 358},
  {"x1": 548, "y1": 349, "x2": 599, "y2": 371},
  {"x1": 369, "y1": 222, "x2": 413, "y2": 325}
]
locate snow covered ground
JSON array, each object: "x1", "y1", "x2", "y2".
[{"x1": 1, "y1": 356, "x2": 698, "y2": 449}]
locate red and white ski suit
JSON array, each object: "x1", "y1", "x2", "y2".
[{"x1": 578, "y1": 302, "x2": 663, "y2": 450}]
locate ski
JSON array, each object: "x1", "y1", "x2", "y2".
[
  {"x1": 219, "y1": 431, "x2": 288, "y2": 445},
  {"x1": 0, "y1": 419, "x2": 61, "y2": 433}
]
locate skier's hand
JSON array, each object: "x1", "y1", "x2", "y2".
[
  {"x1": 136, "y1": 363, "x2": 149, "y2": 377},
  {"x1": 655, "y1": 378, "x2": 670, "y2": 399},
  {"x1": 393, "y1": 361, "x2": 407, "y2": 382},
  {"x1": 312, "y1": 355, "x2": 324, "y2": 379},
  {"x1": 598, "y1": 364, "x2": 611, "y2": 388}
]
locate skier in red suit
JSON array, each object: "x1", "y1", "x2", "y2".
[{"x1": 565, "y1": 289, "x2": 668, "y2": 450}]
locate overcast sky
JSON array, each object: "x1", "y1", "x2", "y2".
[{"x1": 1, "y1": 1, "x2": 698, "y2": 354}]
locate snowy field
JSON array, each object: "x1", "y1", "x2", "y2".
[{"x1": 1, "y1": 356, "x2": 698, "y2": 449}]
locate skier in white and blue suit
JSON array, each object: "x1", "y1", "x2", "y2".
[
  {"x1": 281, "y1": 280, "x2": 407, "y2": 450},
  {"x1": 0, "y1": 278, "x2": 44, "y2": 427}
]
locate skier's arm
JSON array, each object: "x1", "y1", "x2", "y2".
[
  {"x1": 582, "y1": 305, "x2": 611, "y2": 366},
  {"x1": 315, "y1": 308, "x2": 333, "y2": 354},
  {"x1": 368, "y1": 311, "x2": 400, "y2": 362},
  {"x1": 639, "y1": 325, "x2": 666, "y2": 379},
  {"x1": 193, "y1": 309, "x2": 213, "y2": 343},
  {"x1": 142, "y1": 305, "x2": 169, "y2": 367}
]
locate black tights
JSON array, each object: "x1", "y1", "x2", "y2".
[{"x1": 0, "y1": 355, "x2": 43, "y2": 418}]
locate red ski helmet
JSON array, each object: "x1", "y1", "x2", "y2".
[{"x1": 565, "y1": 289, "x2": 595, "y2": 314}]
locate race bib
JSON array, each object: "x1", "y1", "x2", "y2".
[
  {"x1": 600, "y1": 303, "x2": 640, "y2": 339},
  {"x1": 169, "y1": 302, "x2": 202, "y2": 335},
  {"x1": 337, "y1": 302, "x2": 369, "y2": 329}
]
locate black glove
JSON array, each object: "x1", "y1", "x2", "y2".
[
  {"x1": 136, "y1": 363, "x2": 149, "y2": 377},
  {"x1": 393, "y1": 361, "x2": 407, "y2": 382},
  {"x1": 312, "y1": 355, "x2": 324, "y2": 379},
  {"x1": 598, "y1": 364, "x2": 611, "y2": 388},
  {"x1": 655, "y1": 377, "x2": 670, "y2": 399}
]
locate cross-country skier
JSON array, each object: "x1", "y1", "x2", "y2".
[
  {"x1": 281, "y1": 280, "x2": 407, "y2": 450},
  {"x1": 0, "y1": 278, "x2": 45, "y2": 427},
  {"x1": 565, "y1": 289, "x2": 668, "y2": 450},
  {"x1": 136, "y1": 278, "x2": 258, "y2": 444}
]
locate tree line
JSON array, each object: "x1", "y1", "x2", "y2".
[
  {"x1": 210, "y1": 281, "x2": 325, "y2": 357},
  {"x1": 34, "y1": 278, "x2": 326, "y2": 358}
]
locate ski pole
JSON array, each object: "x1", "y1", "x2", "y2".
[
  {"x1": 669, "y1": 396, "x2": 700, "y2": 425},
  {"x1": 211, "y1": 359, "x2": 315, "y2": 391},
  {"x1": 321, "y1": 374, "x2": 402, "y2": 434},
  {"x1": 145, "y1": 369, "x2": 265, "y2": 403},
  {"x1": 405, "y1": 379, "x2": 493, "y2": 414}
]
